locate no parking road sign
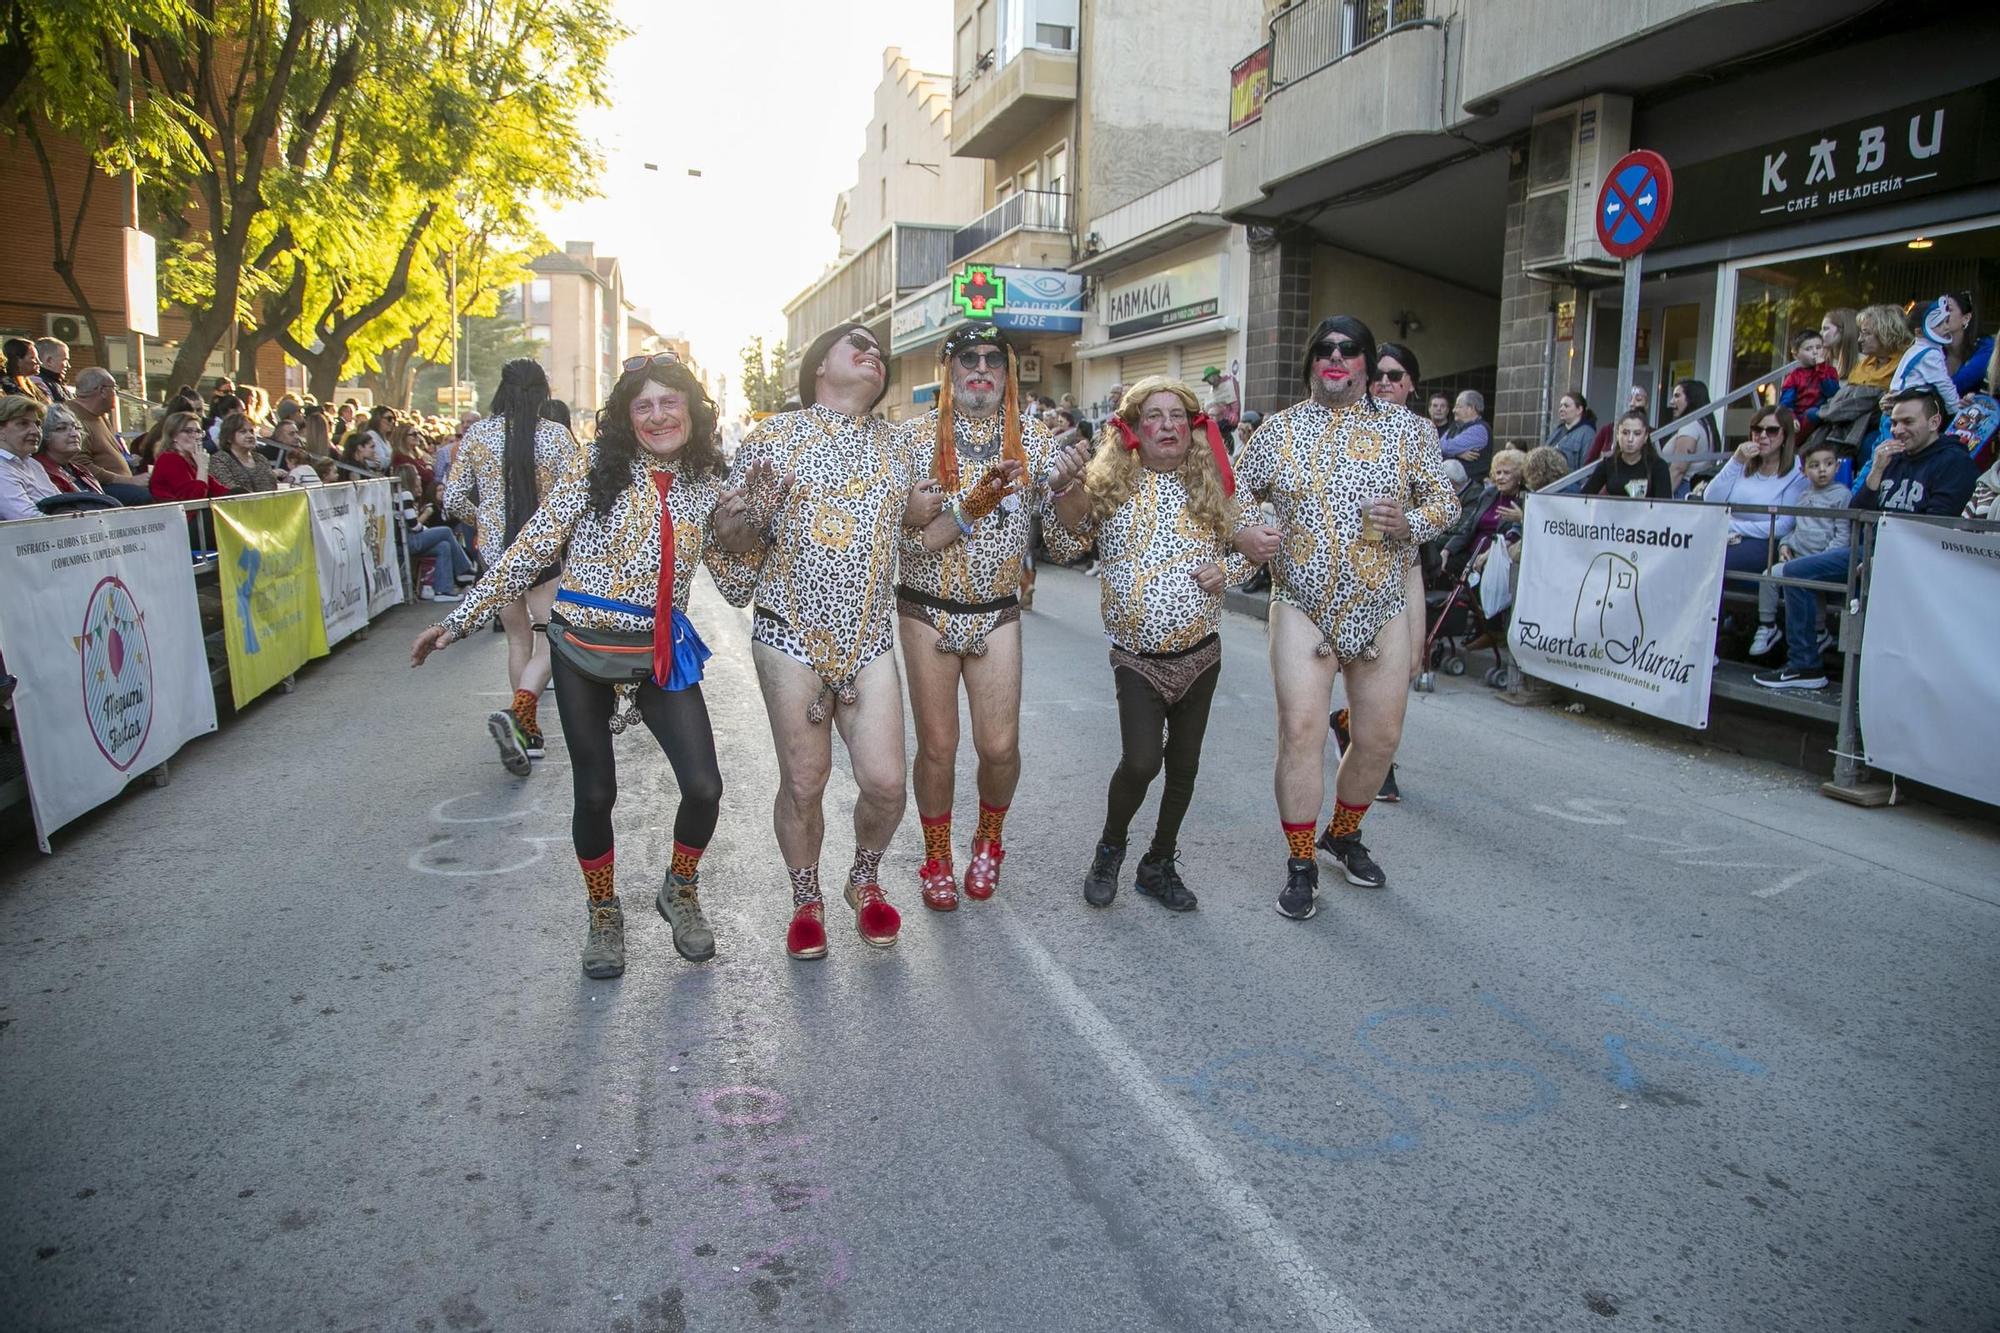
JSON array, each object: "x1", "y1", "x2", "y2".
[{"x1": 1596, "y1": 150, "x2": 1674, "y2": 259}]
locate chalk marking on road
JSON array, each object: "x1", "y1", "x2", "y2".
[
  {"x1": 407, "y1": 842, "x2": 548, "y2": 876},
  {"x1": 1750, "y1": 867, "x2": 1816, "y2": 899},
  {"x1": 428, "y1": 792, "x2": 554, "y2": 824},
  {"x1": 998, "y1": 916, "x2": 1378, "y2": 1333},
  {"x1": 1533, "y1": 798, "x2": 1628, "y2": 825}
]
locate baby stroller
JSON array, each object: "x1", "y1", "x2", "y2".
[{"x1": 1416, "y1": 533, "x2": 1512, "y2": 691}]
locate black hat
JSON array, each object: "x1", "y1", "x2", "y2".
[
  {"x1": 799, "y1": 322, "x2": 888, "y2": 411},
  {"x1": 939, "y1": 323, "x2": 1011, "y2": 363}
]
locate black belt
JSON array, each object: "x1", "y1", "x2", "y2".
[
  {"x1": 752, "y1": 605, "x2": 789, "y2": 628},
  {"x1": 1112, "y1": 631, "x2": 1219, "y2": 661},
  {"x1": 895, "y1": 584, "x2": 1018, "y2": 615}
]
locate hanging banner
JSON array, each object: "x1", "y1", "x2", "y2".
[
  {"x1": 355, "y1": 478, "x2": 406, "y2": 616},
  {"x1": 1859, "y1": 518, "x2": 2000, "y2": 804},
  {"x1": 1509, "y1": 494, "x2": 1729, "y2": 728},
  {"x1": 213, "y1": 490, "x2": 329, "y2": 710},
  {"x1": 307, "y1": 483, "x2": 370, "y2": 645},
  {"x1": 0, "y1": 509, "x2": 217, "y2": 850}
]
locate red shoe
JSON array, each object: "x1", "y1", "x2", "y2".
[
  {"x1": 786, "y1": 901, "x2": 828, "y2": 960},
  {"x1": 843, "y1": 880, "x2": 901, "y2": 948},
  {"x1": 918, "y1": 858, "x2": 958, "y2": 912},
  {"x1": 963, "y1": 838, "x2": 1004, "y2": 901}
]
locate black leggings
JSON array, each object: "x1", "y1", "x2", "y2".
[
  {"x1": 1101, "y1": 660, "x2": 1220, "y2": 857},
  {"x1": 550, "y1": 653, "x2": 723, "y2": 863}
]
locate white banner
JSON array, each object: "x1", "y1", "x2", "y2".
[
  {"x1": 1859, "y1": 518, "x2": 2000, "y2": 803},
  {"x1": 355, "y1": 478, "x2": 406, "y2": 616},
  {"x1": 1509, "y1": 494, "x2": 1730, "y2": 729},
  {"x1": 307, "y1": 483, "x2": 370, "y2": 645},
  {"x1": 0, "y1": 508, "x2": 218, "y2": 849}
]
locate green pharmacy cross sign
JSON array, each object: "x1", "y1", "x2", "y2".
[{"x1": 952, "y1": 265, "x2": 1007, "y2": 319}]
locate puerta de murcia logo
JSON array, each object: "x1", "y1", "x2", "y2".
[
  {"x1": 1513, "y1": 518, "x2": 1699, "y2": 689},
  {"x1": 78, "y1": 575, "x2": 154, "y2": 771}
]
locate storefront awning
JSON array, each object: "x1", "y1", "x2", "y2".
[{"x1": 1071, "y1": 213, "x2": 1231, "y2": 279}]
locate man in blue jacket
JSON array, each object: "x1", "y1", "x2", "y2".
[{"x1": 1756, "y1": 386, "x2": 1978, "y2": 690}]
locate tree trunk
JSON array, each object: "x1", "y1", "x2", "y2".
[{"x1": 20, "y1": 114, "x2": 112, "y2": 363}]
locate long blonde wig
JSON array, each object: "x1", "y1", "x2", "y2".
[{"x1": 1084, "y1": 376, "x2": 1238, "y2": 538}]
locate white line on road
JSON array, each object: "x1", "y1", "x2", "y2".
[
  {"x1": 997, "y1": 916, "x2": 1379, "y2": 1333},
  {"x1": 1751, "y1": 867, "x2": 1816, "y2": 898}
]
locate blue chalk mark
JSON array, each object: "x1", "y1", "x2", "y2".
[
  {"x1": 1173, "y1": 1047, "x2": 1421, "y2": 1162},
  {"x1": 1599, "y1": 992, "x2": 1767, "y2": 1091},
  {"x1": 1354, "y1": 1005, "x2": 1560, "y2": 1126}
]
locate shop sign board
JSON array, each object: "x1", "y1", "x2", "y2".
[
  {"x1": 1103, "y1": 254, "x2": 1225, "y2": 342},
  {"x1": 988, "y1": 266, "x2": 1084, "y2": 335},
  {"x1": 1657, "y1": 80, "x2": 2000, "y2": 249},
  {"x1": 891, "y1": 266, "x2": 1084, "y2": 357}
]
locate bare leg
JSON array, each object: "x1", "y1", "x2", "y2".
[
  {"x1": 898, "y1": 617, "x2": 964, "y2": 819},
  {"x1": 498, "y1": 596, "x2": 534, "y2": 694},
  {"x1": 752, "y1": 643, "x2": 835, "y2": 869},
  {"x1": 832, "y1": 650, "x2": 909, "y2": 853},
  {"x1": 520, "y1": 580, "x2": 557, "y2": 696},
  {"x1": 1402, "y1": 561, "x2": 1426, "y2": 684},
  {"x1": 1334, "y1": 606, "x2": 1413, "y2": 805},
  {"x1": 961, "y1": 620, "x2": 1023, "y2": 810},
  {"x1": 1269, "y1": 601, "x2": 1340, "y2": 826}
]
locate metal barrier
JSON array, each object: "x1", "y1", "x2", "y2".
[{"x1": 1494, "y1": 488, "x2": 2000, "y2": 803}]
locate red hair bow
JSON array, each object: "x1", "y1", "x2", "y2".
[{"x1": 1111, "y1": 411, "x2": 1236, "y2": 497}]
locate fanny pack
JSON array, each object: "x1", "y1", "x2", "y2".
[{"x1": 547, "y1": 607, "x2": 654, "y2": 686}]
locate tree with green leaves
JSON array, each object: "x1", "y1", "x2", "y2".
[{"x1": 740, "y1": 336, "x2": 792, "y2": 414}]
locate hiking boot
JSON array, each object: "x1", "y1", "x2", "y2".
[
  {"x1": 963, "y1": 837, "x2": 1004, "y2": 901},
  {"x1": 1317, "y1": 830, "x2": 1387, "y2": 889},
  {"x1": 654, "y1": 873, "x2": 715, "y2": 963},
  {"x1": 1083, "y1": 841, "x2": 1125, "y2": 908},
  {"x1": 521, "y1": 723, "x2": 546, "y2": 760},
  {"x1": 1748, "y1": 624, "x2": 1782, "y2": 657},
  {"x1": 843, "y1": 880, "x2": 901, "y2": 948},
  {"x1": 1134, "y1": 850, "x2": 1198, "y2": 912},
  {"x1": 1276, "y1": 858, "x2": 1319, "y2": 920},
  {"x1": 1377, "y1": 764, "x2": 1401, "y2": 803},
  {"x1": 487, "y1": 710, "x2": 531, "y2": 777},
  {"x1": 581, "y1": 898, "x2": 625, "y2": 979}
]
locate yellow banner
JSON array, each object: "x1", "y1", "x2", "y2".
[{"x1": 213, "y1": 491, "x2": 329, "y2": 710}]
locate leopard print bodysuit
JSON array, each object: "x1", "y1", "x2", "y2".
[
  {"x1": 892, "y1": 408, "x2": 1058, "y2": 656},
  {"x1": 439, "y1": 450, "x2": 725, "y2": 639},
  {"x1": 712, "y1": 404, "x2": 913, "y2": 705},
  {"x1": 1234, "y1": 398, "x2": 1458, "y2": 662}
]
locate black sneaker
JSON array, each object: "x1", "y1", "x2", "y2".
[
  {"x1": 1317, "y1": 830, "x2": 1387, "y2": 888},
  {"x1": 1134, "y1": 850, "x2": 1197, "y2": 912},
  {"x1": 1328, "y1": 709, "x2": 1352, "y2": 754},
  {"x1": 1376, "y1": 764, "x2": 1400, "y2": 803},
  {"x1": 1276, "y1": 858, "x2": 1318, "y2": 920},
  {"x1": 521, "y1": 723, "x2": 546, "y2": 759},
  {"x1": 1752, "y1": 666, "x2": 1829, "y2": 691},
  {"x1": 487, "y1": 710, "x2": 532, "y2": 776},
  {"x1": 1083, "y1": 842, "x2": 1125, "y2": 908}
]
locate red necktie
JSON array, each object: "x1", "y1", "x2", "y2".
[{"x1": 652, "y1": 470, "x2": 676, "y2": 686}]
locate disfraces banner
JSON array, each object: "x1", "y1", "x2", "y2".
[
  {"x1": 355, "y1": 478, "x2": 406, "y2": 616},
  {"x1": 213, "y1": 490, "x2": 330, "y2": 710},
  {"x1": 1509, "y1": 495, "x2": 1730, "y2": 728},
  {"x1": 1859, "y1": 518, "x2": 2000, "y2": 803},
  {"x1": 307, "y1": 483, "x2": 370, "y2": 645},
  {"x1": 0, "y1": 509, "x2": 217, "y2": 850}
]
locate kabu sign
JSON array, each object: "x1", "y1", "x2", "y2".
[{"x1": 1655, "y1": 80, "x2": 1998, "y2": 247}]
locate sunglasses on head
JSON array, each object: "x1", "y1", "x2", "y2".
[
  {"x1": 1312, "y1": 339, "x2": 1366, "y2": 361},
  {"x1": 1373, "y1": 368, "x2": 1408, "y2": 384},
  {"x1": 955, "y1": 349, "x2": 1005, "y2": 370},
  {"x1": 621, "y1": 351, "x2": 680, "y2": 374},
  {"x1": 844, "y1": 331, "x2": 881, "y2": 356}
]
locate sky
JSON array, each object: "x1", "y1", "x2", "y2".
[{"x1": 537, "y1": 0, "x2": 955, "y2": 417}]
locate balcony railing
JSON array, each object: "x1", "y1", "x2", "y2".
[
  {"x1": 785, "y1": 223, "x2": 957, "y2": 352},
  {"x1": 951, "y1": 190, "x2": 1070, "y2": 262},
  {"x1": 1269, "y1": 0, "x2": 1428, "y2": 87}
]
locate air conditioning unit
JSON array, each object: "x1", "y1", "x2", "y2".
[
  {"x1": 1520, "y1": 94, "x2": 1632, "y2": 278},
  {"x1": 44, "y1": 312, "x2": 95, "y2": 347}
]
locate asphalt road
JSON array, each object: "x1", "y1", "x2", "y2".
[{"x1": 4, "y1": 565, "x2": 1998, "y2": 1333}]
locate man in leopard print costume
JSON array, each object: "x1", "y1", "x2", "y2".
[
  {"x1": 1232, "y1": 315, "x2": 1459, "y2": 920},
  {"x1": 709, "y1": 323, "x2": 946, "y2": 961},
  {"x1": 892, "y1": 324, "x2": 1086, "y2": 911}
]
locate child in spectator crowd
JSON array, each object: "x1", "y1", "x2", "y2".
[
  {"x1": 1748, "y1": 437, "x2": 1850, "y2": 658},
  {"x1": 1582, "y1": 410, "x2": 1674, "y2": 499},
  {"x1": 1778, "y1": 330, "x2": 1841, "y2": 433}
]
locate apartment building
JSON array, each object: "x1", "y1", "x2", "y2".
[
  {"x1": 1222, "y1": 0, "x2": 2000, "y2": 440},
  {"x1": 521, "y1": 241, "x2": 630, "y2": 426}
]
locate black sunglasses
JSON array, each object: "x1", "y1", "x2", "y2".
[
  {"x1": 1749, "y1": 423, "x2": 1784, "y2": 438},
  {"x1": 1374, "y1": 368, "x2": 1408, "y2": 384},
  {"x1": 1312, "y1": 339, "x2": 1366, "y2": 361},
  {"x1": 844, "y1": 331, "x2": 882, "y2": 356},
  {"x1": 621, "y1": 351, "x2": 680, "y2": 374},
  {"x1": 955, "y1": 349, "x2": 1005, "y2": 370}
]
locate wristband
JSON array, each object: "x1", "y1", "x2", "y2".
[{"x1": 950, "y1": 500, "x2": 974, "y2": 536}]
